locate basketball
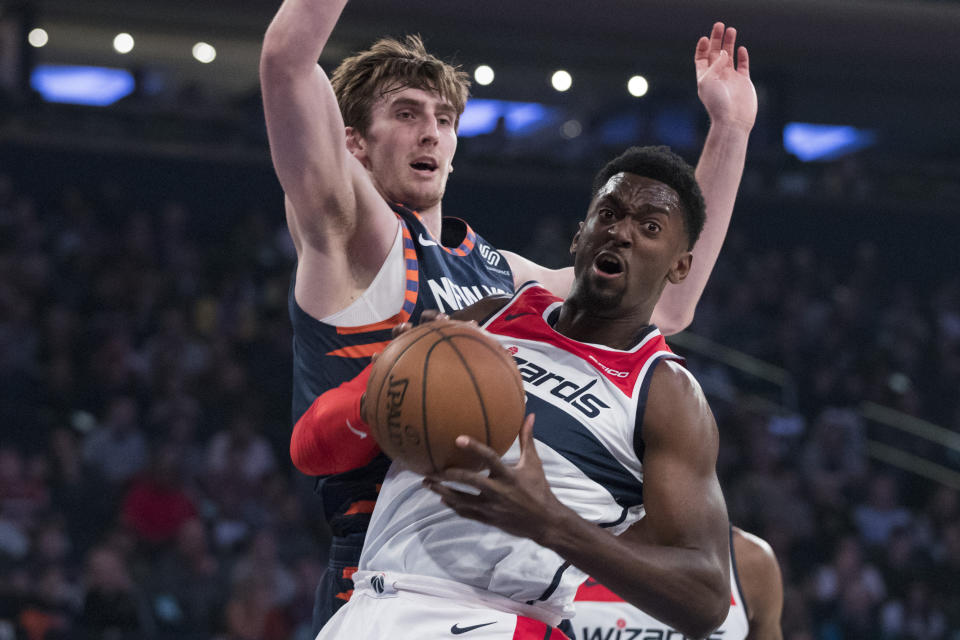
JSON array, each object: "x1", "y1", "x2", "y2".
[{"x1": 364, "y1": 320, "x2": 526, "y2": 474}]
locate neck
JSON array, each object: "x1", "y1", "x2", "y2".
[
  {"x1": 417, "y1": 203, "x2": 443, "y2": 238},
  {"x1": 553, "y1": 301, "x2": 653, "y2": 351}
]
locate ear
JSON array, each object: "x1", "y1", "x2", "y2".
[
  {"x1": 667, "y1": 251, "x2": 693, "y2": 284},
  {"x1": 345, "y1": 127, "x2": 368, "y2": 164},
  {"x1": 569, "y1": 221, "x2": 584, "y2": 255}
]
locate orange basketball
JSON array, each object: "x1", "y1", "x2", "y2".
[{"x1": 365, "y1": 320, "x2": 526, "y2": 475}]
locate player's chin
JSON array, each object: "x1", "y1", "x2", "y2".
[
  {"x1": 581, "y1": 280, "x2": 625, "y2": 310},
  {"x1": 404, "y1": 186, "x2": 444, "y2": 211}
]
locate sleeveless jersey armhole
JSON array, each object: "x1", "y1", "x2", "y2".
[
  {"x1": 320, "y1": 224, "x2": 406, "y2": 326},
  {"x1": 632, "y1": 355, "x2": 671, "y2": 462}
]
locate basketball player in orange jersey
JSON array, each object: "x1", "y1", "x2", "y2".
[
  {"x1": 260, "y1": 0, "x2": 756, "y2": 631},
  {"x1": 569, "y1": 525, "x2": 783, "y2": 640},
  {"x1": 306, "y1": 145, "x2": 733, "y2": 639}
]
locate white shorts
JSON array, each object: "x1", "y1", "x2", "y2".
[{"x1": 316, "y1": 571, "x2": 570, "y2": 640}]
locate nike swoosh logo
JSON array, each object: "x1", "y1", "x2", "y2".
[
  {"x1": 451, "y1": 621, "x2": 497, "y2": 635},
  {"x1": 418, "y1": 233, "x2": 438, "y2": 247},
  {"x1": 345, "y1": 419, "x2": 367, "y2": 439},
  {"x1": 504, "y1": 312, "x2": 535, "y2": 322}
]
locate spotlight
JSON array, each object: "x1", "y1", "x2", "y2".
[
  {"x1": 192, "y1": 42, "x2": 216, "y2": 64},
  {"x1": 627, "y1": 75, "x2": 649, "y2": 98},
  {"x1": 551, "y1": 70, "x2": 572, "y2": 92},
  {"x1": 474, "y1": 65, "x2": 494, "y2": 86},
  {"x1": 28, "y1": 28, "x2": 49, "y2": 48},
  {"x1": 113, "y1": 33, "x2": 134, "y2": 54}
]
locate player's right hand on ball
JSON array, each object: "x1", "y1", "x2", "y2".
[{"x1": 391, "y1": 311, "x2": 451, "y2": 339}]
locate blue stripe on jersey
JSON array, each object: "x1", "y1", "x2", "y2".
[
  {"x1": 527, "y1": 395, "x2": 644, "y2": 508},
  {"x1": 632, "y1": 354, "x2": 670, "y2": 463},
  {"x1": 530, "y1": 560, "x2": 572, "y2": 604}
]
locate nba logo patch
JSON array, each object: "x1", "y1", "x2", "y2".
[{"x1": 370, "y1": 573, "x2": 385, "y2": 594}]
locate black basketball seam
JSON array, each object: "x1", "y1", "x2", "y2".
[
  {"x1": 420, "y1": 340, "x2": 445, "y2": 473},
  {"x1": 370, "y1": 323, "x2": 446, "y2": 442},
  {"x1": 442, "y1": 333, "x2": 527, "y2": 438},
  {"x1": 435, "y1": 333, "x2": 493, "y2": 451}
]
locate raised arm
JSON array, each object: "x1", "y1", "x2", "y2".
[
  {"x1": 426, "y1": 359, "x2": 730, "y2": 639},
  {"x1": 260, "y1": 0, "x2": 397, "y2": 316},
  {"x1": 503, "y1": 23, "x2": 755, "y2": 323},
  {"x1": 733, "y1": 527, "x2": 784, "y2": 640},
  {"x1": 652, "y1": 22, "x2": 757, "y2": 333}
]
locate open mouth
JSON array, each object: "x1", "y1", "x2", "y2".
[
  {"x1": 593, "y1": 252, "x2": 624, "y2": 277},
  {"x1": 410, "y1": 158, "x2": 438, "y2": 172}
]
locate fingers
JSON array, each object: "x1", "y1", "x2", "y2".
[
  {"x1": 722, "y1": 27, "x2": 737, "y2": 60},
  {"x1": 708, "y1": 22, "x2": 724, "y2": 64},
  {"x1": 391, "y1": 312, "x2": 451, "y2": 338},
  {"x1": 694, "y1": 36, "x2": 710, "y2": 77},
  {"x1": 419, "y1": 310, "x2": 449, "y2": 323},
  {"x1": 517, "y1": 413, "x2": 537, "y2": 458},
  {"x1": 422, "y1": 477, "x2": 486, "y2": 510},
  {"x1": 391, "y1": 322, "x2": 412, "y2": 338},
  {"x1": 737, "y1": 46, "x2": 750, "y2": 76},
  {"x1": 454, "y1": 434, "x2": 509, "y2": 477}
]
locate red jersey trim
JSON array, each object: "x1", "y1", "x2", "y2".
[{"x1": 485, "y1": 283, "x2": 680, "y2": 397}]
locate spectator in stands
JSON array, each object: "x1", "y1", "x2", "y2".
[{"x1": 82, "y1": 396, "x2": 147, "y2": 486}]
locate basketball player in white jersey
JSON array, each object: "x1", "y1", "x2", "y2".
[
  {"x1": 262, "y1": 3, "x2": 756, "y2": 632},
  {"x1": 312, "y1": 145, "x2": 732, "y2": 639},
  {"x1": 570, "y1": 526, "x2": 783, "y2": 640}
]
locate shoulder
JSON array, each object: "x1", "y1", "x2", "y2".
[
  {"x1": 732, "y1": 527, "x2": 781, "y2": 588},
  {"x1": 732, "y1": 527, "x2": 783, "y2": 627},
  {"x1": 643, "y1": 360, "x2": 714, "y2": 445}
]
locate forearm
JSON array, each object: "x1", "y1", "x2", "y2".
[
  {"x1": 261, "y1": 0, "x2": 349, "y2": 73},
  {"x1": 290, "y1": 364, "x2": 380, "y2": 475},
  {"x1": 538, "y1": 508, "x2": 729, "y2": 638},
  {"x1": 653, "y1": 121, "x2": 750, "y2": 334}
]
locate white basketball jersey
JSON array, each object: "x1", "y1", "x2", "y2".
[
  {"x1": 359, "y1": 283, "x2": 682, "y2": 621},
  {"x1": 571, "y1": 531, "x2": 750, "y2": 640}
]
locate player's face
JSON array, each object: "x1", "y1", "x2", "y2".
[
  {"x1": 569, "y1": 172, "x2": 692, "y2": 315},
  {"x1": 349, "y1": 86, "x2": 458, "y2": 213}
]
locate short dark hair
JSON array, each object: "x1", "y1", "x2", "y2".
[
  {"x1": 330, "y1": 35, "x2": 470, "y2": 136},
  {"x1": 591, "y1": 146, "x2": 706, "y2": 249}
]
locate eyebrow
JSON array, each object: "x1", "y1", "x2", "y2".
[
  {"x1": 598, "y1": 193, "x2": 672, "y2": 216},
  {"x1": 390, "y1": 97, "x2": 456, "y2": 115}
]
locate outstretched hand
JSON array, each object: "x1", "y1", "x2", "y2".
[
  {"x1": 422, "y1": 414, "x2": 564, "y2": 544},
  {"x1": 695, "y1": 22, "x2": 757, "y2": 131}
]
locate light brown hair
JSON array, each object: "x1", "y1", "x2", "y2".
[{"x1": 330, "y1": 35, "x2": 470, "y2": 136}]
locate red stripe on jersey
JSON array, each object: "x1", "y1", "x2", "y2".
[
  {"x1": 334, "y1": 590, "x2": 353, "y2": 602},
  {"x1": 732, "y1": 592, "x2": 736, "y2": 606},
  {"x1": 335, "y1": 312, "x2": 405, "y2": 336},
  {"x1": 342, "y1": 567, "x2": 358, "y2": 580},
  {"x1": 344, "y1": 500, "x2": 377, "y2": 515},
  {"x1": 487, "y1": 285, "x2": 678, "y2": 397},
  {"x1": 574, "y1": 579, "x2": 624, "y2": 602},
  {"x1": 512, "y1": 616, "x2": 569, "y2": 639},
  {"x1": 326, "y1": 341, "x2": 392, "y2": 359}
]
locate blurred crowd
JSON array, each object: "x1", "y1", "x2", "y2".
[{"x1": 0, "y1": 157, "x2": 958, "y2": 640}]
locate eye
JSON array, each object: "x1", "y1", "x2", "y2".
[
  {"x1": 645, "y1": 221, "x2": 662, "y2": 234},
  {"x1": 396, "y1": 111, "x2": 414, "y2": 120},
  {"x1": 438, "y1": 115, "x2": 453, "y2": 127},
  {"x1": 598, "y1": 208, "x2": 615, "y2": 221}
]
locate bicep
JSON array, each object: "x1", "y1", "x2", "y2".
[
  {"x1": 262, "y1": 63, "x2": 396, "y2": 253},
  {"x1": 631, "y1": 363, "x2": 728, "y2": 552},
  {"x1": 501, "y1": 251, "x2": 573, "y2": 298}
]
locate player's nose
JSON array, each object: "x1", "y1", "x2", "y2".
[
  {"x1": 418, "y1": 116, "x2": 440, "y2": 145},
  {"x1": 607, "y1": 219, "x2": 632, "y2": 246}
]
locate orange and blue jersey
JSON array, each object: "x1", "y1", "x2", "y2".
[{"x1": 289, "y1": 203, "x2": 514, "y2": 533}]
